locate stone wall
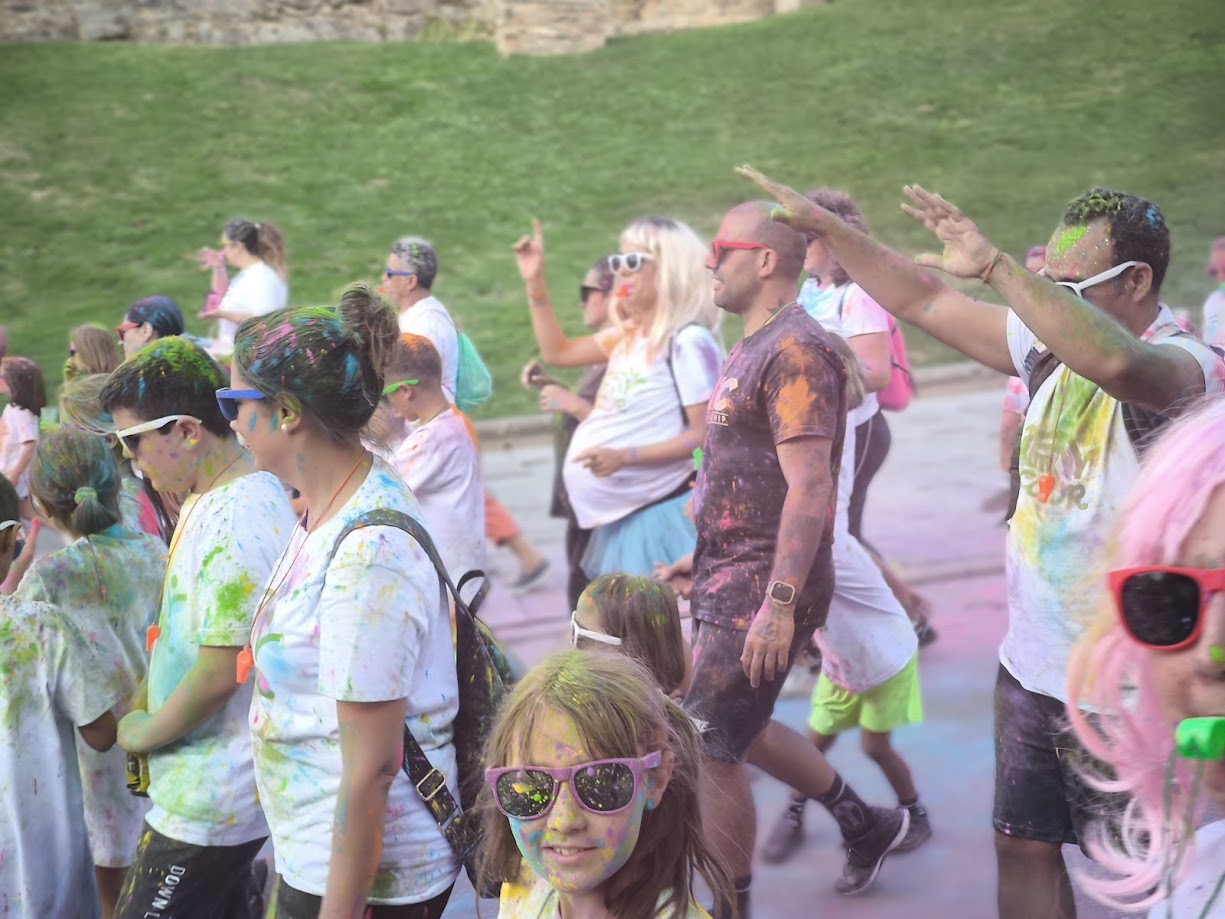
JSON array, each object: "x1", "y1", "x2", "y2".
[{"x1": 1, "y1": 0, "x2": 824, "y2": 51}]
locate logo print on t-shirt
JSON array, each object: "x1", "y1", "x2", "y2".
[{"x1": 708, "y1": 377, "x2": 739, "y2": 427}]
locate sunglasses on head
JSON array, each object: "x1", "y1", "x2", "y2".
[
  {"x1": 485, "y1": 751, "x2": 661, "y2": 820},
  {"x1": 381, "y1": 379, "x2": 420, "y2": 397},
  {"x1": 570, "y1": 611, "x2": 622, "y2": 649},
  {"x1": 215, "y1": 388, "x2": 267, "y2": 422},
  {"x1": 709, "y1": 238, "x2": 770, "y2": 266},
  {"x1": 1109, "y1": 565, "x2": 1225, "y2": 650},
  {"x1": 608, "y1": 252, "x2": 653, "y2": 274},
  {"x1": 114, "y1": 414, "x2": 201, "y2": 456},
  {"x1": 1045, "y1": 261, "x2": 1144, "y2": 299},
  {"x1": 115, "y1": 321, "x2": 140, "y2": 342}
]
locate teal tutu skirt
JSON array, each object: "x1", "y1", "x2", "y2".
[{"x1": 581, "y1": 490, "x2": 697, "y2": 578}]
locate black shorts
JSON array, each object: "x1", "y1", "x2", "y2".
[
  {"x1": 682, "y1": 587, "x2": 830, "y2": 764},
  {"x1": 114, "y1": 823, "x2": 266, "y2": 919},
  {"x1": 272, "y1": 877, "x2": 454, "y2": 919},
  {"x1": 992, "y1": 665, "x2": 1125, "y2": 852}
]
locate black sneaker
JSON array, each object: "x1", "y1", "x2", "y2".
[
  {"x1": 510, "y1": 559, "x2": 550, "y2": 595},
  {"x1": 894, "y1": 805, "x2": 932, "y2": 853},
  {"x1": 761, "y1": 801, "x2": 805, "y2": 864},
  {"x1": 914, "y1": 618, "x2": 938, "y2": 647},
  {"x1": 834, "y1": 806, "x2": 909, "y2": 895}
]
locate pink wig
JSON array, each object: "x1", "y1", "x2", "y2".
[{"x1": 1066, "y1": 396, "x2": 1225, "y2": 912}]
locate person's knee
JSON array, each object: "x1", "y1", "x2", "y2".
[
  {"x1": 859, "y1": 731, "x2": 893, "y2": 762},
  {"x1": 995, "y1": 830, "x2": 1062, "y2": 867}
]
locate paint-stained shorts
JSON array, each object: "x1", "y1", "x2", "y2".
[
  {"x1": 114, "y1": 823, "x2": 267, "y2": 919},
  {"x1": 993, "y1": 665, "x2": 1125, "y2": 854},
  {"x1": 271, "y1": 877, "x2": 454, "y2": 919},
  {"x1": 683, "y1": 587, "x2": 831, "y2": 764}
]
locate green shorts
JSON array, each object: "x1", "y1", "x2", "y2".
[{"x1": 808, "y1": 653, "x2": 922, "y2": 736}]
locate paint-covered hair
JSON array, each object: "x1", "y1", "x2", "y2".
[
  {"x1": 1060, "y1": 188, "x2": 1170, "y2": 293},
  {"x1": 478, "y1": 651, "x2": 733, "y2": 918},
  {"x1": 0, "y1": 356, "x2": 46, "y2": 414},
  {"x1": 31, "y1": 428, "x2": 121, "y2": 538},
  {"x1": 385, "y1": 333, "x2": 442, "y2": 389},
  {"x1": 389, "y1": 236, "x2": 439, "y2": 290},
  {"x1": 1066, "y1": 396, "x2": 1225, "y2": 912},
  {"x1": 233, "y1": 285, "x2": 399, "y2": 444},
  {"x1": 581, "y1": 574, "x2": 687, "y2": 696},
  {"x1": 805, "y1": 188, "x2": 869, "y2": 288},
  {"x1": 827, "y1": 334, "x2": 866, "y2": 411},
  {"x1": 224, "y1": 218, "x2": 287, "y2": 280},
  {"x1": 125, "y1": 295, "x2": 185, "y2": 339},
  {"x1": 618, "y1": 216, "x2": 721, "y2": 358},
  {"x1": 69, "y1": 325, "x2": 121, "y2": 376},
  {"x1": 100, "y1": 337, "x2": 231, "y2": 437}
]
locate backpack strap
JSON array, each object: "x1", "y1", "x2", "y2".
[
  {"x1": 323, "y1": 509, "x2": 485, "y2": 845},
  {"x1": 665, "y1": 321, "x2": 704, "y2": 426}
]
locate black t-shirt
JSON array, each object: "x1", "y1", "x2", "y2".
[{"x1": 690, "y1": 303, "x2": 847, "y2": 630}]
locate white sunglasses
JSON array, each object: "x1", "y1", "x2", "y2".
[
  {"x1": 608, "y1": 252, "x2": 653, "y2": 275},
  {"x1": 1045, "y1": 260, "x2": 1144, "y2": 299},
  {"x1": 114, "y1": 414, "x2": 201, "y2": 456},
  {"x1": 571, "y1": 611, "x2": 623, "y2": 648}
]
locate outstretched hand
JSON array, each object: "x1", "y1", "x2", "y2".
[
  {"x1": 195, "y1": 247, "x2": 225, "y2": 270},
  {"x1": 1, "y1": 518, "x2": 40, "y2": 595},
  {"x1": 901, "y1": 185, "x2": 1000, "y2": 280},
  {"x1": 512, "y1": 219, "x2": 545, "y2": 283},
  {"x1": 735, "y1": 165, "x2": 825, "y2": 235}
]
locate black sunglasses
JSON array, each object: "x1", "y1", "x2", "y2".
[{"x1": 1108, "y1": 566, "x2": 1225, "y2": 651}]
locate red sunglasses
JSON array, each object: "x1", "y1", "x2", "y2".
[
  {"x1": 710, "y1": 238, "x2": 770, "y2": 265},
  {"x1": 1109, "y1": 565, "x2": 1225, "y2": 651},
  {"x1": 116, "y1": 321, "x2": 140, "y2": 341}
]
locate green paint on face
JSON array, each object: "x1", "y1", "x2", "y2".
[
  {"x1": 1210, "y1": 645, "x2": 1225, "y2": 664},
  {"x1": 1050, "y1": 224, "x2": 1089, "y2": 259}
]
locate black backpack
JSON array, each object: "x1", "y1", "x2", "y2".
[
  {"x1": 324, "y1": 508, "x2": 512, "y2": 894},
  {"x1": 1005, "y1": 347, "x2": 1171, "y2": 521}
]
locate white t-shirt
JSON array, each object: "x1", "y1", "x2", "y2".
[
  {"x1": 214, "y1": 260, "x2": 287, "y2": 354},
  {"x1": 0, "y1": 595, "x2": 120, "y2": 917},
  {"x1": 1203, "y1": 287, "x2": 1225, "y2": 350},
  {"x1": 250, "y1": 459, "x2": 460, "y2": 902},
  {"x1": 17, "y1": 526, "x2": 165, "y2": 866},
  {"x1": 798, "y1": 280, "x2": 891, "y2": 419},
  {"x1": 563, "y1": 324, "x2": 723, "y2": 529},
  {"x1": 1147, "y1": 820, "x2": 1225, "y2": 918},
  {"x1": 0, "y1": 403, "x2": 40, "y2": 498},
  {"x1": 391, "y1": 407, "x2": 486, "y2": 588},
  {"x1": 146, "y1": 471, "x2": 295, "y2": 846},
  {"x1": 1002, "y1": 305, "x2": 1225, "y2": 701},
  {"x1": 814, "y1": 406, "x2": 918, "y2": 693},
  {"x1": 399, "y1": 295, "x2": 460, "y2": 404}
]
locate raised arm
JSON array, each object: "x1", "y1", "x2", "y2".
[
  {"x1": 738, "y1": 166, "x2": 1014, "y2": 375},
  {"x1": 513, "y1": 219, "x2": 607, "y2": 368}
]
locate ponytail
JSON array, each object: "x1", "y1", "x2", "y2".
[
  {"x1": 255, "y1": 221, "x2": 288, "y2": 280},
  {"x1": 30, "y1": 430, "x2": 122, "y2": 538}
]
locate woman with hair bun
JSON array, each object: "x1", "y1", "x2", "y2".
[
  {"x1": 199, "y1": 217, "x2": 289, "y2": 357},
  {"x1": 229, "y1": 285, "x2": 460, "y2": 916},
  {"x1": 20, "y1": 428, "x2": 165, "y2": 917}
]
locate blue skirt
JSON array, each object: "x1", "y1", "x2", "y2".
[{"x1": 581, "y1": 490, "x2": 696, "y2": 578}]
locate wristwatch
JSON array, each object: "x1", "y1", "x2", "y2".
[{"x1": 767, "y1": 580, "x2": 797, "y2": 607}]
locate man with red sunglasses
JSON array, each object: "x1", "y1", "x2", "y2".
[
  {"x1": 684, "y1": 203, "x2": 909, "y2": 915},
  {"x1": 741, "y1": 166, "x2": 1225, "y2": 919}
]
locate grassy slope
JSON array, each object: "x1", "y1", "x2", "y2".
[{"x1": 1, "y1": 0, "x2": 1222, "y2": 416}]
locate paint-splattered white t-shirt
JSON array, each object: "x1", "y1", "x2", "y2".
[
  {"x1": 250, "y1": 458, "x2": 460, "y2": 902},
  {"x1": 391, "y1": 406, "x2": 485, "y2": 590},
  {"x1": 798, "y1": 279, "x2": 891, "y2": 419},
  {"x1": 1002, "y1": 305, "x2": 1225, "y2": 701},
  {"x1": 0, "y1": 595, "x2": 120, "y2": 917},
  {"x1": 146, "y1": 471, "x2": 295, "y2": 846},
  {"x1": 499, "y1": 875, "x2": 713, "y2": 918},
  {"x1": 399, "y1": 295, "x2": 460, "y2": 404},
  {"x1": 17, "y1": 525, "x2": 165, "y2": 866}
]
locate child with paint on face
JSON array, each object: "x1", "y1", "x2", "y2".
[
  {"x1": 230, "y1": 288, "x2": 460, "y2": 917},
  {"x1": 480, "y1": 650, "x2": 732, "y2": 918},
  {"x1": 1066, "y1": 397, "x2": 1225, "y2": 917},
  {"x1": 384, "y1": 333, "x2": 486, "y2": 594},
  {"x1": 0, "y1": 471, "x2": 123, "y2": 917},
  {"x1": 0, "y1": 355, "x2": 47, "y2": 520},
  {"x1": 100, "y1": 336, "x2": 296, "y2": 919},
  {"x1": 571, "y1": 572, "x2": 689, "y2": 701},
  {"x1": 18, "y1": 428, "x2": 165, "y2": 918}
]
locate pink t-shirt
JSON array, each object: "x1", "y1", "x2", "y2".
[{"x1": 1002, "y1": 376, "x2": 1029, "y2": 416}]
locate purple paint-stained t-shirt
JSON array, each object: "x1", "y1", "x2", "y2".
[{"x1": 690, "y1": 304, "x2": 846, "y2": 631}]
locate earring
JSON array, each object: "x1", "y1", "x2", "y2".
[
  {"x1": 186, "y1": 438, "x2": 198, "y2": 448},
  {"x1": 645, "y1": 798, "x2": 656, "y2": 812},
  {"x1": 280, "y1": 422, "x2": 289, "y2": 432}
]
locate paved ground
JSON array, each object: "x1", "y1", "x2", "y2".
[{"x1": 445, "y1": 383, "x2": 1123, "y2": 918}]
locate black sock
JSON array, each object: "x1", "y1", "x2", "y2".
[
  {"x1": 815, "y1": 774, "x2": 873, "y2": 839},
  {"x1": 712, "y1": 875, "x2": 751, "y2": 919}
]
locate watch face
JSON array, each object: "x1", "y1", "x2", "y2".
[{"x1": 770, "y1": 581, "x2": 796, "y2": 604}]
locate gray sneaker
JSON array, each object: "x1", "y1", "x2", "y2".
[
  {"x1": 761, "y1": 801, "x2": 805, "y2": 864},
  {"x1": 834, "y1": 806, "x2": 909, "y2": 896},
  {"x1": 894, "y1": 806, "x2": 932, "y2": 853}
]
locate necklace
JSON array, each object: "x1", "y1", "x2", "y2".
[
  {"x1": 145, "y1": 450, "x2": 244, "y2": 651},
  {"x1": 235, "y1": 450, "x2": 371, "y2": 683}
]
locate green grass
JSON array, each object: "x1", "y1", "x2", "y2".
[{"x1": 2, "y1": 0, "x2": 1223, "y2": 416}]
